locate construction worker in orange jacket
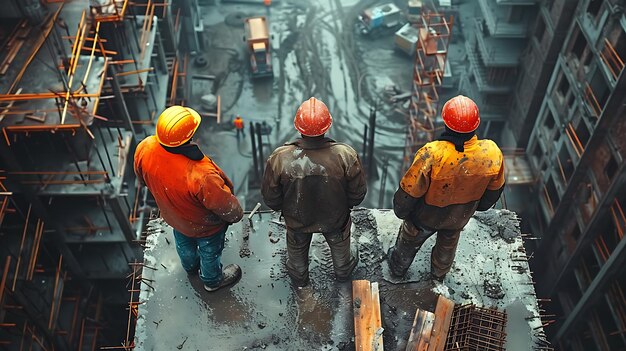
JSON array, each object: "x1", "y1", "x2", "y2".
[
  {"x1": 234, "y1": 115, "x2": 245, "y2": 139},
  {"x1": 261, "y1": 97, "x2": 367, "y2": 287},
  {"x1": 389, "y1": 95, "x2": 505, "y2": 281},
  {"x1": 134, "y1": 106, "x2": 244, "y2": 292}
]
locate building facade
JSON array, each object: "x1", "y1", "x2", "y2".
[{"x1": 525, "y1": 0, "x2": 626, "y2": 349}]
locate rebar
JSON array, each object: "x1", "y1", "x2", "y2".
[{"x1": 444, "y1": 305, "x2": 507, "y2": 351}]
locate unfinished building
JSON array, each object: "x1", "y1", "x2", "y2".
[
  {"x1": 0, "y1": 0, "x2": 174, "y2": 348},
  {"x1": 0, "y1": 0, "x2": 624, "y2": 350},
  {"x1": 460, "y1": 0, "x2": 537, "y2": 143},
  {"x1": 522, "y1": 0, "x2": 626, "y2": 349}
]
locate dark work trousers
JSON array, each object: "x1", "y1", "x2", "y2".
[
  {"x1": 286, "y1": 218, "x2": 356, "y2": 285},
  {"x1": 389, "y1": 220, "x2": 461, "y2": 278}
]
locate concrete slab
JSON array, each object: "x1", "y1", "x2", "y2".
[{"x1": 135, "y1": 209, "x2": 547, "y2": 350}]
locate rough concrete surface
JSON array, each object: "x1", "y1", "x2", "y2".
[{"x1": 135, "y1": 209, "x2": 545, "y2": 350}]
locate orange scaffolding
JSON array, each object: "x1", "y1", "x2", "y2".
[
  {"x1": 90, "y1": 0, "x2": 129, "y2": 23},
  {"x1": 402, "y1": 9, "x2": 453, "y2": 172},
  {"x1": 0, "y1": 9, "x2": 109, "y2": 141}
]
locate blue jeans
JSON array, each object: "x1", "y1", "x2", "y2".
[{"x1": 173, "y1": 226, "x2": 227, "y2": 287}]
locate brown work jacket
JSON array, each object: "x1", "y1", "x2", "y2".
[
  {"x1": 134, "y1": 136, "x2": 243, "y2": 237},
  {"x1": 394, "y1": 136, "x2": 505, "y2": 230},
  {"x1": 261, "y1": 137, "x2": 367, "y2": 233}
]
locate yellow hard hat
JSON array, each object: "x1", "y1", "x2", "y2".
[{"x1": 155, "y1": 106, "x2": 202, "y2": 147}]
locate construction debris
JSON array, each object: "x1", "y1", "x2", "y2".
[
  {"x1": 445, "y1": 305, "x2": 507, "y2": 351},
  {"x1": 133, "y1": 209, "x2": 547, "y2": 350},
  {"x1": 353, "y1": 280, "x2": 384, "y2": 351},
  {"x1": 404, "y1": 295, "x2": 453, "y2": 351},
  {"x1": 406, "y1": 309, "x2": 434, "y2": 350}
]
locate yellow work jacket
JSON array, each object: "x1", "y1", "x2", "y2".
[{"x1": 396, "y1": 136, "x2": 505, "y2": 230}]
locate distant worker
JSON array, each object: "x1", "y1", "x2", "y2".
[
  {"x1": 134, "y1": 106, "x2": 244, "y2": 292},
  {"x1": 234, "y1": 115, "x2": 245, "y2": 139},
  {"x1": 264, "y1": 0, "x2": 271, "y2": 15},
  {"x1": 388, "y1": 95, "x2": 505, "y2": 281},
  {"x1": 262, "y1": 97, "x2": 367, "y2": 287}
]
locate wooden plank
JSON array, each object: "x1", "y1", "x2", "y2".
[
  {"x1": 406, "y1": 309, "x2": 435, "y2": 351},
  {"x1": 353, "y1": 280, "x2": 384, "y2": 351},
  {"x1": 428, "y1": 295, "x2": 455, "y2": 351}
]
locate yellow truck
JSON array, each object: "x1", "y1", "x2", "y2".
[{"x1": 244, "y1": 16, "x2": 272, "y2": 78}]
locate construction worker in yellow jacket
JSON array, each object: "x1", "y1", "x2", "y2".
[{"x1": 389, "y1": 95, "x2": 505, "y2": 281}]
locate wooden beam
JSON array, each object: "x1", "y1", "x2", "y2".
[
  {"x1": 353, "y1": 280, "x2": 384, "y2": 351},
  {"x1": 406, "y1": 309, "x2": 435, "y2": 351},
  {"x1": 428, "y1": 295, "x2": 455, "y2": 351}
]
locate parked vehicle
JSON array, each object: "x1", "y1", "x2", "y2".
[
  {"x1": 357, "y1": 3, "x2": 402, "y2": 35},
  {"x1": 244, "y1": 16, "x2": 272, "y2": 78}
]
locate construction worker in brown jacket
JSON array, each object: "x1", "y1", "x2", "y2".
[
  {"x1": 389, "y1": 95, "x2": 505, "y2": 281},
  {"x1": 134, "y1": 106, "x2": 244, "y2": 292},
  {"x1": 261, "y1": 97, "x2": 367, "y2": 287}
]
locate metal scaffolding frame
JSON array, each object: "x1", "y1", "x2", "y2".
[
  {"x1": 0, "y1": 0, "x2": 171, "y2": 348},
  {"x1": 402, "y1": 8, "x2": 453, "y2": 172}
]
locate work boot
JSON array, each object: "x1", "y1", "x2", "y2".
[
  {"x1": 430, "y1": 272, "x2": 445, "y2": 283},
  {"x1": 387, "y1": 236, "x2": 421, "y2": 277},
  {"x1": 388, "y1": 221, "x2": 436, "y2": 277},
  {"x1": 204, "y1": 264, "x2": 242, "y2": 292},
  {"x1": 335, "y1": 253, "x2": 359, "y2": 282}
]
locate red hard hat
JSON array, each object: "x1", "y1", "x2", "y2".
[
  {"x1": 441, "y1": 95, "x2": 480, "y2": 133},
  {"x1": 294, "y1": 97, "x2": 332, "y2": 137}
]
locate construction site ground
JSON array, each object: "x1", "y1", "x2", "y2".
[
  {"x1": 189, "y1": 0, "x2": 479, "y2": 210},
  {"x1": 135, "y1": 209, "x2": 543, "y2": 350}
]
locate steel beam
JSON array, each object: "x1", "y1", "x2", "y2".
[
  {"x1": 107, "y1": 65, "x2": 137, "y2": 143},
  {"x1": 108, "y1": 195, "x2": 137, "y2": 243},
  {"x1": 0, "y1": 142, "x2": 85, "y2": 280}
]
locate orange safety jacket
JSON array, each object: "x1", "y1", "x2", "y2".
[
  {"x1": 234, "y1": 118, "x2": 244, "y2": 130},
  {"x1": 394, "y1": 135, "x2": 505, "y2": 230},
  {"x1": 134, "y1": 136, "x2": 243, "y2": 237}
]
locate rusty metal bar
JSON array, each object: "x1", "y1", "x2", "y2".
[
  {"x1": 445, "y1": 304, "x2": 508, "y2": 350},
  {"x1": 0, "y1": 93, "x2": 100, "y2": 102},
  {"x1": 5, "y1": 5, "x2": 64, "y2": 95},
  {"x1": 47, "y1": 256, "x2": 63, "y2": 330},
  {"x1": 565, "y1": 123, "x2": 583, "y2": 157},
  {"x1": 0, "y1": 256, "x2": 10, "y2": 308},
  {"x1": 584, "y1": 83, "x2": 603, "y2": 118},
  {"x1": 12, "y1": 204, "x2": 31, "y2": 291}
]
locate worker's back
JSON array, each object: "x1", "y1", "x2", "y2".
[
  {"x1": 134, "y1": 136, "x2": 242, "y2": 237},
  {"x1": 399, "y1": 135, "x2": 504, "y2": 230},
  {"x1": 262, "y1": 137, "x2": 367, "y2": 233}
]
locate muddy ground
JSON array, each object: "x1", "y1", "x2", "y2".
[{"x1": 188, "y1": 0, "x2": 476, "y2": 211}]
